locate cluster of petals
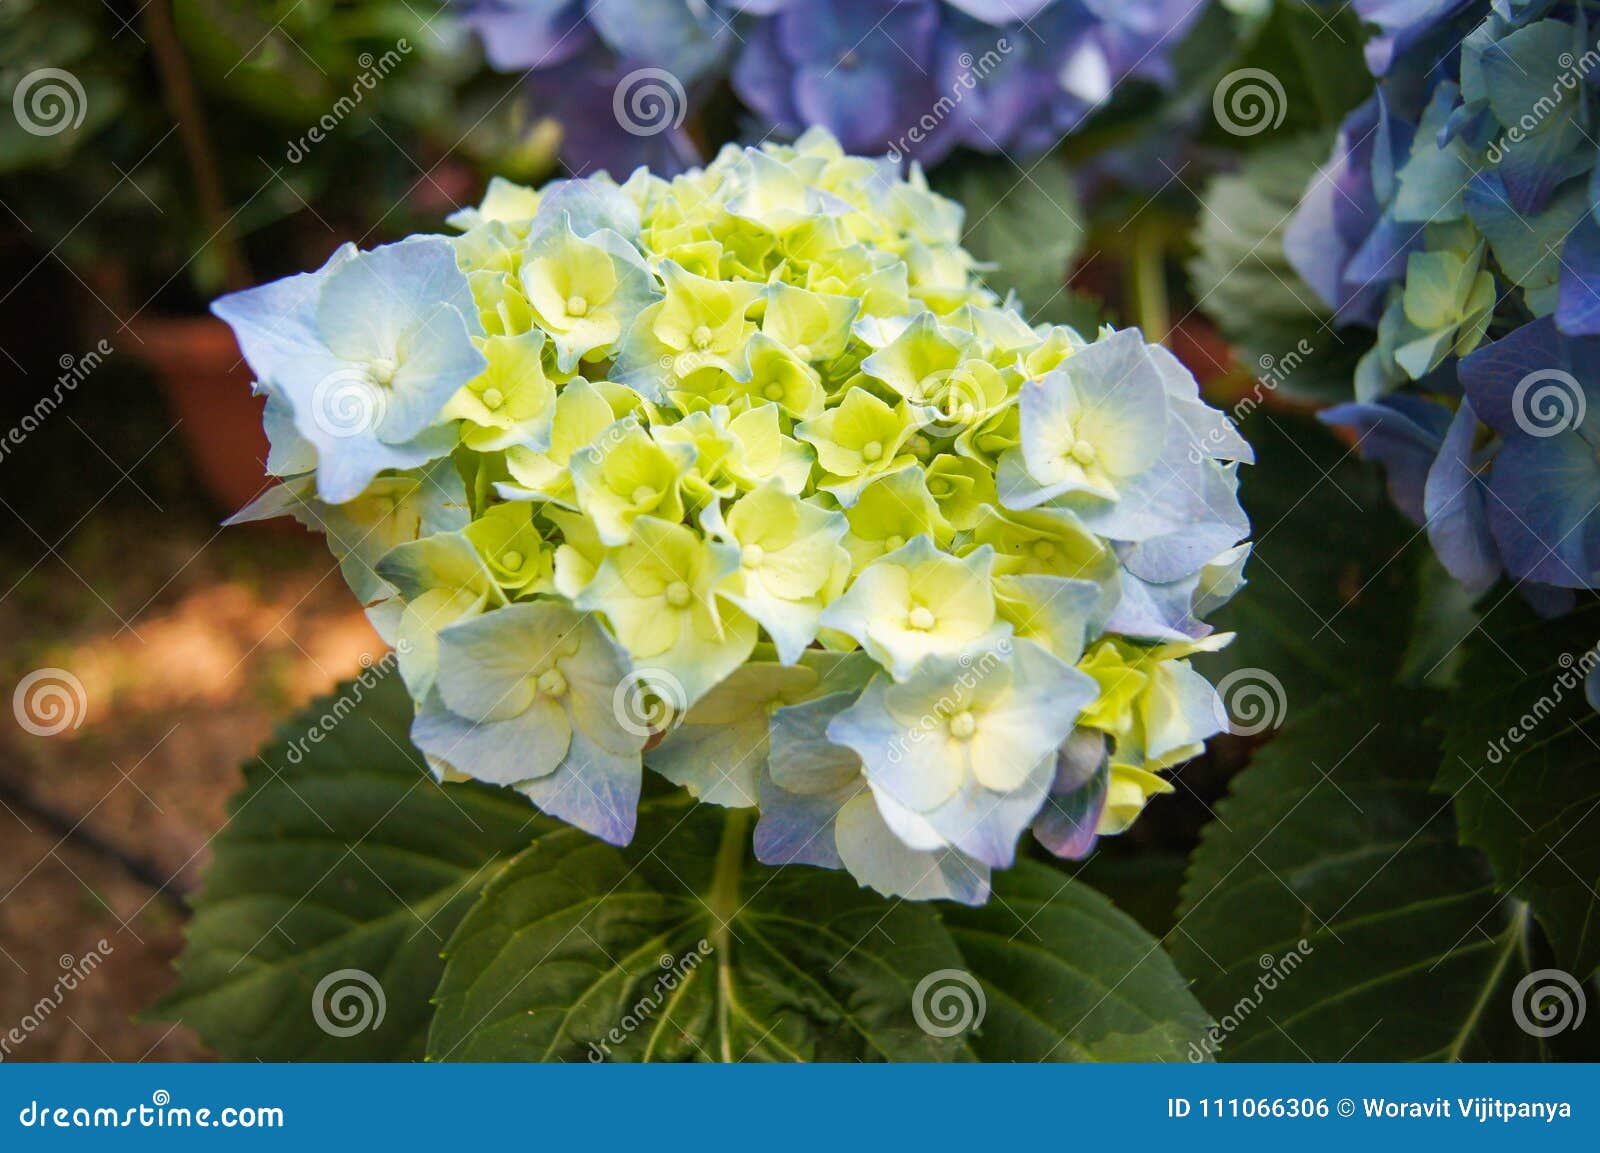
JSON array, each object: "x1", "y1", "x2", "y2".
[
  {"x1": 218, "y1": 129, "x2": 1251, "y2": 904},
  {"x1": 451, "y1": 0, "x2": 1206, "y2": 173},
  {"x1": 1288, "y1": 2, "x2": 1600, "y2": 605}
]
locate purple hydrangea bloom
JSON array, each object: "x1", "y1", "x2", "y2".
[
  {"x1": 1457, "y1": 319, "x2": 1600, "y2": 591},
  {"x1": 1284, "y1": 93, "x2": 1421, "y2": 328},
  {"x1": 452, "y1": 0, "x2": 1209, "y2": 174},
  {"x1": 733, "y1": 0, "x2": 949, "y2": 159},
  {"x1": 456, "y1": 0, "x2": 734, "y2": 176},
  {"x1": 1286, "y1": 3, "x2": 1600, "y2": 608}
]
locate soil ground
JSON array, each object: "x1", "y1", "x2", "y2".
[{"x1": 0, "y1": 343, "x2": 378, "y2": 1061}]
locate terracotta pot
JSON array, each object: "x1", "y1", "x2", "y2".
[{"x1": 127, "y1": 314, "x2": 271, "y2": 515}]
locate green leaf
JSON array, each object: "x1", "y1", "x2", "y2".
[
  {"x1": 1187, "y1": 134, "x2": 1364, "y2": 403},
  {"x1": 942, "y1": 156, "x2": 1085, "y2": 323},
  {"x1": 1206, "y1": 1, "x2": 1372, "y2": 144},
  {"x1": 1202, "y1": 411, "x2": 1420, "y2": 714},
  {"x1": 1171, "y1": 688, "x2": 1543, "y2": 1060},
  {"x1": 427, "y1": 803, "x2": 970, "y2": 1062},
  {"x1": 1071, "y1": 849, "x2": 1189, "y2": 940},
  {"x1": 1437, "y1": 595, "x2": 1600, "y2": 978},
  {"x1": 153, "y1": 673, "x2": 543, "y2": 1059},
  {"x1": 941, "y1": 861, "x2": 1212, "y2": 1061},
  {"x1": 1398, "y1": 550, "x2": 1481, "y2": 687}
]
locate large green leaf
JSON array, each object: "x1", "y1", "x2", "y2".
[
  {"x1": 427, "y1": 801, "x2": 970, "y2": 1062},
  {"x1": 942, "y1": 861, "x2": 1211, "y2": 1061},
  {"x1": 1171, "y1": 688, "x2": 1543, "y2": 1060},
  {"x1": 943, "y1": 156, "x2": 1085, "y2": 323},
  {"x1": 1202, "y1": 411, "x2": 1420, "y2": 715},
  {"x1": 153, "y1": 674, "x2": 542, "y2": 1059},
  {"x1": 1437, "y1": 595, "x2": 1600, "y2": 978},
  {"x1": 1072, "y1": 849, "x2": 1189, "y2": 941}
]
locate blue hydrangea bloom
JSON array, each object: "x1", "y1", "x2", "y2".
[
  {"x1": 213, "y1": 238, "x2": 486, "y2": 504},
  {"x1": 1287, "y1": 2, "x2": 1600, "y2": 610},
  {"x1": 1457, "y1": 319, "x2": 1600, "y2": 589},
  {"x1": 451, "y1": 0, "x2": 1207, "y2": 173},
  {"x1": 217, "y1": 133, "x2": 1255, "y2": 904}
]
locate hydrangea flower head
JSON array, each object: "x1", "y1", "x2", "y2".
[
  {"x1": 217, "y1": 129, "x2": 1252, "y2": 902},
  {"x1": 1286, "y1": 2, "x2": 1600, "y2": 608},
  {"x1": 450, "y1": 0, "x2": 1208, "y2": 173}
]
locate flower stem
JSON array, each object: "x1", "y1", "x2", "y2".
[
  {"x1": 145, "y1": 0, "x2": 252, "y2": 293},
  {"x1": 708, "y1": 807, "x2": 750, "y2": 1063},
  {"x1": 1131, "y1": 221, "x2": 1170, "y2": 345}
]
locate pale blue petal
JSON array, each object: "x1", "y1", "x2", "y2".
[
  {"x1": 317, "y1": 236, "x2": 481, "y2": 360},
  {"x1": 411, "y1": 688, "x2": 569, "y2": 786},
  {"x1": 1102, "y1": 568, "x2": 1208, "y2": 642},
  {"x1": 1422, "y1": 399, "x2": 1500, "y2": 596},
  {"x1": 1032, "y1": 729, "x2": 1109, "y2": 860},
  {"x1": 753, "y1": 768, "x2": 855, "y2": 871},
  {"x1": 380, "y1": 303, "x2": 487, "y2": 444},
  {"x1": 518, "y1": 724, "x2": 642, "y2": 846},
  {"x1": 649, "y1": 713, "x2": 768, "y2": 807},
  {"x1": 527, "y1": 179, "x2": 642, "y2": 243},
  {"x1": 311, "y1": 423, "x2": 460, "y2": 507},
  {"x1": 767, "y1": 691, "x2": 864, "y2": 795},
  {"x1": 210, "y1": 243, "x2": 355, "y2": 387},
  {"x1": 262, "y1": 390, "x2": 317, "y2": 477},
  {"x1": 435, "y1": 601, "x2": 588, "y2": 722},
  {"x1": 835, "y1": 792, "x2": 990, "y2": 905}
]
